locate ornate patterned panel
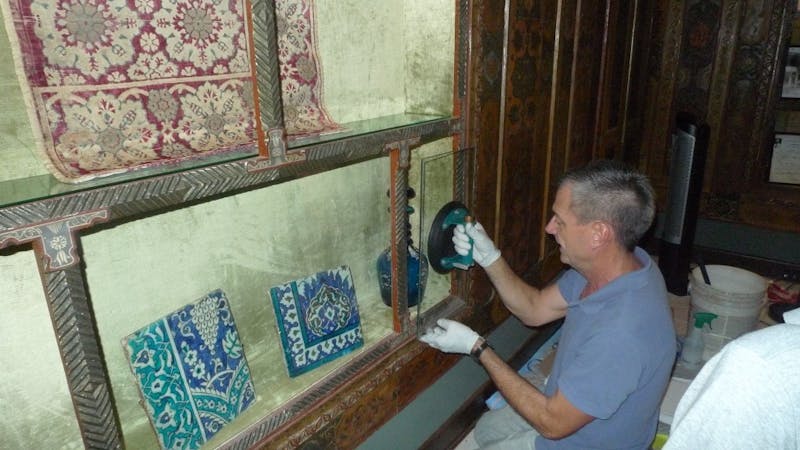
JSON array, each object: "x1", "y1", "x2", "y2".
[
  {"x1": 638, "y1": 0, "x2": 685, "y2": 195},
  {"x1": 638, "y1": 0, "x2": 800, "y2": 232},
  {"x1": 0, "y1": 210, "x2": 108, "y2": 271},
  {"x1": 2, "y1": 0, "x2": 258, "y2": 182},
  {"x1": 714, "y1": 0, "x2": 785, "y2": 196},
  {"x1": 1, "y1": 0, "x2": 338, "y2": 182},
  {"x1": 676, "y1": 0, "x2": 722, "y2": 120},
  {"x1": 269, "y1": 266, "x2": 364, "y2": 377},
  {"x1": 467, "y1": 0, "x2": 504, "y2": 311},
  {"x1": 499, "y1": 0, "x2": 552, "y2": 275},
  {"x1": 123, "y1": 289, "x2": 256, "y2": 449}
]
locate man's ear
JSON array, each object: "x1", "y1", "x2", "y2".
[{"x1": 591, "y1": 221, "x2": 613, "y2": 247}]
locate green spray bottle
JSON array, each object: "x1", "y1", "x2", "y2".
[{"x1": 680, "y1": 312, "x2": 717, "y2": 368}]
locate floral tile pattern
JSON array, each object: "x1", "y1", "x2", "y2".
[
  {"x1": 270, "y1": 266, "x2": 364, "y2": 377},
  {"x1": 2, "y1": 0, "x2": 338, "y2": 182},
  {"x1": 123, "y1": 289, "x2": 255, "y2": 450}
]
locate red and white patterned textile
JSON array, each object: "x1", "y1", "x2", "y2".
[
  {"x1": 2, "y1": 0, "x2": 338, "y2": 182},
  {"x1": 275, "y1": 0, "x2": 340, "y2": 139}
]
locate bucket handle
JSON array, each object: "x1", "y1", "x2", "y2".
[{"x1": 695, "y1": 253, "x2": 711, "y2": 285}]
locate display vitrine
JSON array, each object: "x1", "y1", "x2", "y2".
[{"x1": 0, "y1": 0, "x2": 474, "y2": 448}]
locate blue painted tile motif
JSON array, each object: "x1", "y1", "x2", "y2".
[
  {"x1": 123, "y1": 289, "x2": 255, "y2": 450},
  {"x1": 270, "y1": 265, "x2": 364, "y2": 377}
]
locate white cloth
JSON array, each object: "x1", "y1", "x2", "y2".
[{"x1": 664, "y1": 308, "x2": 800, "y2": 449}]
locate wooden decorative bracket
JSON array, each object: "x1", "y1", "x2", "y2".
[{"x1": 0, "y1": 210, "x2": 109, "y2": 272}]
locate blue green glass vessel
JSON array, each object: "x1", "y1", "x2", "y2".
[
  {"x1": 377, "y1": 188, "x2": 428, "y2": 307},
  {"x1": 377, "y1": 244, "x2": 428, "y2": 307}
]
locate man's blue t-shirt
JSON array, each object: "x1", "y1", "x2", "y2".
[{"x1": 536, "y1": 248, "x2": 676, "y2": 450}]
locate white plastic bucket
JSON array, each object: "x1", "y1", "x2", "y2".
[{"x1": 688, "y1": 265, "x2": 766, "y2": 359}]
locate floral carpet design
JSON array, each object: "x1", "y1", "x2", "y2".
[
  {"x1": 275, "y1": 0, "x2": 341, "y2": 139},
  {"x1": 269, "y1": 266, "x2": 364, "y2": 377},
  {"x1": 2, "y1": 0, "x2": 338, "y2": 182},
  {"x1": 123, "y1": 289, "x2": 255, "y2": 450}
]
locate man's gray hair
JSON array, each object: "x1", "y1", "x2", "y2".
[{"x1": 559, "y1": 160, "x2": 655, "y2": 251}]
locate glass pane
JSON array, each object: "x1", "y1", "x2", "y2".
[
  {"x1": 412, "y1": 143, "x2": 472, "y2": 331},
  {"x1": 81, "y1": 158, "x2": 394, "y2": 448}
]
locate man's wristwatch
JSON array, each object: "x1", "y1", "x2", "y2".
[{"x1": 470, "y1": 337, "x2": 491, "y2": 363}]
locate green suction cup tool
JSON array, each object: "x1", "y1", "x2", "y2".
[{"x1": 428, "y1": 201, "x2": 474, "y2": 274}]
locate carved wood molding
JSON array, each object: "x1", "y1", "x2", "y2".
[
  {"x1": 249, "y1": 0, "x2": 285, "y2": 159},
  {"x1": 704, "y1": 0, "x2": 741, "y2": 191},
  {"x1": 456, "y1": 0, "x2": 471, "y2": 104},
  {"x1": 221, "y1": 334, "x2": 413, "y2": 449},
  {"x1": 387, "y1": 138, "x2": 419, "y2": 331},
  {"x1": 36, "y1": 257, "x2": 121, "y2": 449},
  {"x1": 273, "y1": 341, "x2": 422, "y2": 449},
  {"x1": 640, "y1": 0, "x2": 684, "y2": 190}
]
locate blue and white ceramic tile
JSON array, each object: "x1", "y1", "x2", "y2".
[
  {"x1": 123, "y1": 289, "x2": 256, "y2": 450},
  {"x1": 270, "y1": 265, "x2": 364, "y2": 377}
]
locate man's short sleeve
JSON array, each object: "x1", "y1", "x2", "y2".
[{"x1": 557, "y1": 269, "x2": 584, "y2": 303}]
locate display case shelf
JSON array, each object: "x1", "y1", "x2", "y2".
[
  {"x1": 0, "y1": 117, "x2": 456, "y2": 227},
  {"x1": 0, "y1": 113, "x2": 452, "y2": 210}
]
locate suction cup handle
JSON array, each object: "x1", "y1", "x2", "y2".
[
  {"x1": 448, "y1": 215, "x2": 474, "y2": 270},
  {"x1": 428, "y1": 201, "x2": 475, "y2": 273}
]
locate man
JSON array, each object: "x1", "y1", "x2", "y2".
[
  {"x1": 664, "y1": 307, "x2": 800, "y2": 449},
  {"x1": 420, "y1": 160, "x2": 676, "y2": 449}
]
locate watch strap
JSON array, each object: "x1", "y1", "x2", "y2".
[{"x1": 470, "y1": 337, "x2": 490, "y2": 362}]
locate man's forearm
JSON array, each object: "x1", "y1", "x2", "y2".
[
  {"x1": 477, "y1": 346, "x2": 556, "y2": 437},
  {"x1": 477, "y1": 347, "x2": 592, "y2": 440},
  {"x1": 483, "y1": 258, "x2": 550, "y2": 326}
]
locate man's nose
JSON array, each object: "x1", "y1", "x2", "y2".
[{"x1": 544, "y1": 217, "x2": 556, "y2": 234}]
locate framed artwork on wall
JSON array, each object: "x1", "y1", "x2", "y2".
[
  {"x1": 770, "y1": 133, "x2": 800, "y2": 184},
  {"x1": 782, "y1": 47, "x2": 800, "y2": 98}
]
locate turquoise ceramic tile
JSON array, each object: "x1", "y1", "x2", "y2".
[
  {"x1": 123, "y1": 289, "x2": 255, "y2": 450},
  {"x1": 270, "y1": 265, "x2": 364, "y2": 377}
]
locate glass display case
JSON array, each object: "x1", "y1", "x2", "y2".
[{"x1": 0, "y1": 0, "x2": 474, "y2": 448}]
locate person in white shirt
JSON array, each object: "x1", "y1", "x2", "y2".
[{"x1": 664, "y1": 308, "x2": 800, "y2": 449}]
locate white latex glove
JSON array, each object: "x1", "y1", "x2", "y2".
[
  {"x1": 419, "y1": 318, "x2": 480, "y2": 355},
  {"x1": 452, "y1": 222, "x2": 501, "y2": 267}
]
